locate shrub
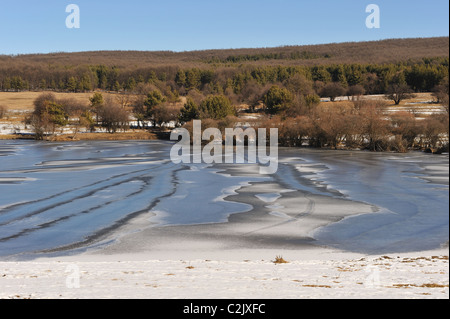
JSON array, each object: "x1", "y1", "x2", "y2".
[{"x1": 319, "y1": 82, "x2": 346, "y2": 101}]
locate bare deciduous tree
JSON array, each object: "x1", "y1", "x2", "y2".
[
  {"x1": 99, "y1": 98, "x2": 130, "y2": 133},
  {"x1": 360, "y1": 104, "x2": 390, "y2": 151},
  {"x1": 346, "y1": 85, "x2": 366, "y2": 101},
  {"x1": 390, "y1": 111, "x2": 418, "y2": 152},
  {"x1": 432, "y1": 77, "x2": 449, "y2": 114},
  {"x1": 152, "y1": 103, "x2": 181, "y2": 128},
  {"x1": 385, "y1": 83, "x2": 415, "y2": 105}
]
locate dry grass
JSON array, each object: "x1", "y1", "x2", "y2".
[
  {"x1": 336, "y1": 266, "x2": 357, "y2": 272},
  {"x1": 0, "y1": 134, "x2": 24, "y2": 140},
  {"x1": 327, "y1": 93, "x2": 447, "y2": 117},
  {"x1": 0, "y1": 91, "x2": 124, "y2": 111},
  {"x1": 335, "y1": 92, "x2": 436, "y2": 106},
  {"x1": 400, "y1": 256, "x2": 449, "y2": 263},
  {"x1": 302, "y1": 284, "x2": 332, "y2": 288},
  {"x1": 0, "y1": 91, "x2": 441, "y2": 115},
  {"x1": 392, "y1": 283, "x2": 449, "y2": 289},
  {"x1": 273, "y1": 256, "x2": 289, "y2": 264}
]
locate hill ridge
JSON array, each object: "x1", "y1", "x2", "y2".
[{"x1": 1, "y1": 36, "x2": 448, "y2": 67}]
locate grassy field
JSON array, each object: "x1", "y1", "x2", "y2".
[
  {"x1": 0, "y1": 91, "x2": 121, "y2": 112},
  {"x1": 0, "y1": 91, "x2": 442, "y2": 112},
  {"x1": 0, "y1": 90, "x2": 446, "y2": 124}
]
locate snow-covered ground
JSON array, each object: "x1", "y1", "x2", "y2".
[{"x1": 0, "y1": 248, "x2": 448, "y2": 299}]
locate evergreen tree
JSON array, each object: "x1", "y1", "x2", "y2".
[
  {"x1": 96, "y1": 65, "x2": 108, "y2": 89},
  {"x1": 125, "y1": 77, "x2": 136, "y2": 91},
  {"x1": 199, "y1": 95, "x2": 236, "y2": 119},
  {"x1": 39, "y1": 79, "x2": 47, "y2": 90},
  {"x1": 79, "y1": 74, "x2": 92, "y2": 92},
  {"x1": 263, "y1": 85, "x2": 294, "y2": 115},
  {"x1": 179, "y1": 98, "x2": 200, "y2": 123},
  {"x1": 144, "y1": 90, "x2": 166, "y2": 125},
  {"x1": 47, "y1": 102, "x2": 69, "y2": 127},
  {"x1": 185, "y1": 69, "x2": 201, "y2": 90},
  {"x1": 89, "y1": 92, "x2": 104, "y2": 124},
  {"x1": 66, "y1": 77, "x2": 77, "y2": 92},
  {"x1": 175, "y1": 70, "x2": 186, "y2": 87}
]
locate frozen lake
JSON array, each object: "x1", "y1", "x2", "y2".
[{"x1": 0, "y1": 140, "x2": 448, "y2": 259}]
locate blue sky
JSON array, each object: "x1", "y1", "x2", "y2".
[{"x1": 0, "y1": 0, "x2": 448, "y2": 54}]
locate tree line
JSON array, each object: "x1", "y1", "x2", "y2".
[
  {"x1": 177, "y1": 75, "x2": 448, "y2": 153},
  {"x1": 204, "y1": 51, "x2": 331, "y2": 64},
  {"x1": 1, "y1": 57, "x2": 447, "y2": 97},
  {"x1": 261, "y1": 100, "x2": 449, "y2": 153}
]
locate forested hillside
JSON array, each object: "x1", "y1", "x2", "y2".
[{"x1": 0, "y1": 37, "x2": 448, "y2": 96}]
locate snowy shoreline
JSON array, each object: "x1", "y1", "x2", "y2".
[{"x1": 0, "y1": 246, "x2": 448, "y2": 299}]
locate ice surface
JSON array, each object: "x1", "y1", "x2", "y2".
[{"x1": 0, "y1": 141, "x2": 448, "y2": 258}]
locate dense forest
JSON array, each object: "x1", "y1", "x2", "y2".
[{"x1": 1, "y1": 37, "x2": 449, "y2": 152}]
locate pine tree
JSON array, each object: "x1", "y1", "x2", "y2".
[
  {"x1": 66, "y1": 77, "x2": 77, "y2": 92},
  {"x1": 89, "y1": 92, "x2": 104, "y2": 124},
  {"x1": 175, "y1": 70, "x2": 186, "y2": 87},
  {"x1": 179, "y1": 98, "x2": 200, "y2": 123},
  {"x1": 263, "y1": 85, "x2": 294, "y2": 115},
  {"x1": 199, "y1": 95, "x2": 236, "y2": 119}
]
